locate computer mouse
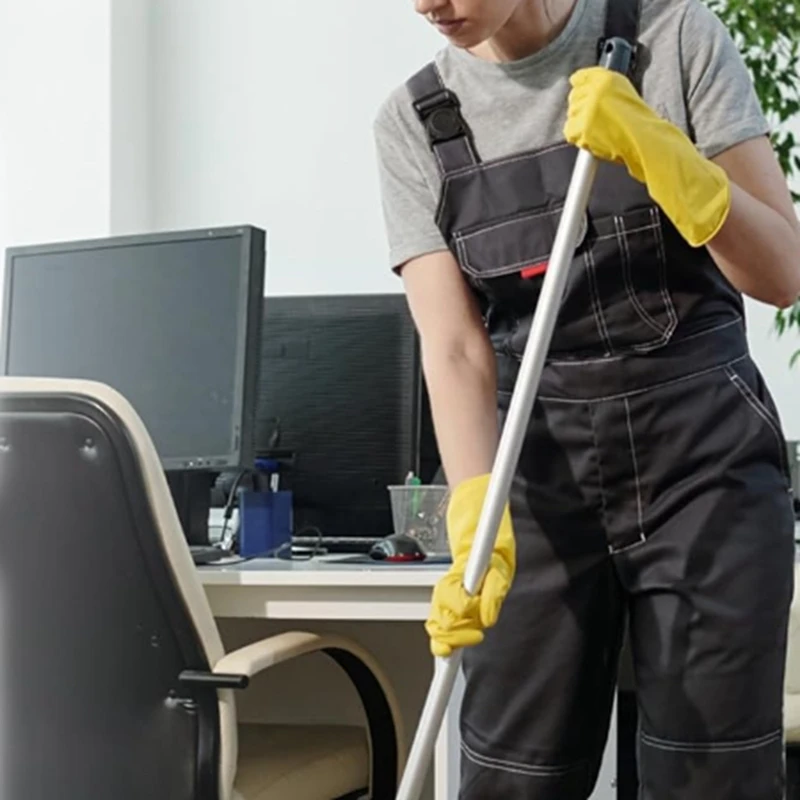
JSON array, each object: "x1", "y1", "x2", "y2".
[{"x1": 369, "y1": 533, "x2": 427, "y2": 563}]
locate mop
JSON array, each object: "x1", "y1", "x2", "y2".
[{"x1": 394, "y1": 35, "x2": 637, "y2": 800}]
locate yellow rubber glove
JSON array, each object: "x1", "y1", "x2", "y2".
[
  {"x1": 425, "y1": 474, "x2": 516, "y2": 658},
  {"x1": 564, "y1": 67, "x2": 731, "y2": 248}
]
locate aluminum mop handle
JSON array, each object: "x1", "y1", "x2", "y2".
[{"x1": 395, "y1": 38, "x2": 635, "y2": 800}]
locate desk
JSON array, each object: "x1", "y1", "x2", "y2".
[
  {"x1": 201, "y1": 558, "x2": 443, "y2": 621},
  {"x1": 199, "y1": 558, "x2": 618, "y2": 800}
]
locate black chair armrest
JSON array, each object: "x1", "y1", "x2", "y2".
[{"x1": 179, "y1": 670, "x2": 250, "y2": 690}]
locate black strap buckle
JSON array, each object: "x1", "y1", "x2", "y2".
[
  {"x1": 412, "y1": 88, "x2": 468, "y2": 145},
  {"x1": 597, "y1": 36, "x2": 639, "y2": 75}
]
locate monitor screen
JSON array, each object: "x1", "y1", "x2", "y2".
[
  {"x1": 255, "y1": 294, "x2": 438, "y2": 541},
  {"x1": 1, "y1": 227, "x2": 265, "y2": 471}
]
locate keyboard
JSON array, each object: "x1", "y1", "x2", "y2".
[
  {"x1": 191, "y1": 537, "x2": 381, "y2": 563},
  {"x1": 291, "y1": 536, "x2": 382, "y2": 555}
]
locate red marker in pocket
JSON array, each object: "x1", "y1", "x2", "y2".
[{"x1": 521, "y1": 260, "x2": 548, "y2": 279}]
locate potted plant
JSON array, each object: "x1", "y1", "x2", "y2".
[{"x1": 708, "y1": 0, "x2": 800, "y2": 365}]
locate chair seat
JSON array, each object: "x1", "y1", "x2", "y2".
[{"x1": 234, "y1": 723, "x2": 370, "y2": 800}]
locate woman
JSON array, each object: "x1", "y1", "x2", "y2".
[{"x1": 374, "y1": 0, "x2": 800, "y2": 797}]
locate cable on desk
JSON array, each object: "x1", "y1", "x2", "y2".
[
  {"x1": 219, "y1": 468, "x2": 253, "y2": 550},
  {"x1": 274, "y1": 525, "x2": 325, "y2": 561}
]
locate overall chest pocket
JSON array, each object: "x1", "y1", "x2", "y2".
[
  {"x1": 587, "y1": 205, "x2": 678, "y2": 353},
  {"x1": 450, "y1": 201, "x2": 678, "y2": 355},
  {"x1": 453, "y1": 204, "x2": 588, "y2": 281}
]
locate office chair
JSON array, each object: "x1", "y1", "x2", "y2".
[{"x1": 0, "y1": 378, "x2": 403, "y2": 800}]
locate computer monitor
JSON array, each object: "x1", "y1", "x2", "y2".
[
  {"x1": 254, "y1": 293, "x2": 439, "y2": 544},
  {"x1": 1, "y1": 226, "x2": 266, "y2": 542}
]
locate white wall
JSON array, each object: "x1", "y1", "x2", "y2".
[
  {"x1": 110, "y1": 0, "x2": 154, "y2": 234},
  {"x1": 150, "y1": 0, "x2": 441, "y2": 296},
  {"x1": 0, "y1": 45, "x2": 8, "y2": 267},
  {"x1": 0, "y1": 0, "x2": 154, "y2": 248},
  {"x1": 0, "y1": 0, "x2": 113, "y2": 247}
]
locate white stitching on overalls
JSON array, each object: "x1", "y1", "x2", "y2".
[
  {"x1": 460, "y1": 740, "x2": 586, "y2": 777},
  {"x1": 455, "y1": 242, "x2": 552, "y2": 278},
  {"x1": 457, "y1": 204, "x2": 564, "y2": 241},
  {"x1": 672, "y1": 317, "x2": 741, "y2": 341},
  {"x1": 543, "y1": 319, "x2": 744, "y2": 368},
  {"x1": 623, "y1": 397, "x2": 647, "y2": 541},
  {"x1": 445, "y1": 142, "x2": 571, "y2": 180},
  {"x1": 613, "y1": 216, "x2": 667, "y2": 336},
  {"x1": 453, "y1": 207, "x2": 590, "y2": 279},
  {"x1": 724, "y1": 365, "x2": 790, "y2": 478},
  {"x1": 639, "y1": 728, "x2": 783, "y2": 754},
  {"x1": 459, "y1": 250, "x2": 550, "y2": 277},
  {"x1": 453, "y1": 207, "x2": 558, "y2": 278},
  {"x1": 650, "y1": 206, "x2": 679, "y2": 334},
  {"x1": 724, "y1": 367, "x2": 783, "y2": 442},
  {"x1": 609, "y1": 535, "x2": 648, "y2": 555},
  {"x1": 584, "y1": 249, "x2": 614, "y2": 354},
  {"x1": 454, "y1": 236, "x2": 470, "y2": 273},
  {"x1": 594, "y1": 222, "x2": 659, "y2": 241},
  {"x1": 538, "y1": 355, "x2": 749, "y2": 404}
]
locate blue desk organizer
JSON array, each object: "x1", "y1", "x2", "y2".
[{"x1": 238, "y1": 489, "x2": 293, "y2": 558}]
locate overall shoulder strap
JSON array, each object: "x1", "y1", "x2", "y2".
[
  {"x1": 406, "y1": 62, "x2": 480, "y2": 176},
  {"x1": 600, "y1": 0, "x2": 641, "y2": 72},
  {"x1": 603, "y1": 0, "x2": 640, "y2": 46}
]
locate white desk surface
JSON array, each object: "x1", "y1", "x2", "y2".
[
  {"x1": 198, "y1": 556, "x2": 446, "y2": 621},
  {"x1": 198, "y1": 556, "x2": 447, "y2": 587}
]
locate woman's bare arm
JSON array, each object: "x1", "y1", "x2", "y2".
[
  {"x1": 707, "y1": 137, "x2": 800, "y2": 309},
  {"x1": 401, "y1": 250, "x2": 499, "y2": 487}
]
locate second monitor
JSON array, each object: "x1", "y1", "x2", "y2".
[{"x1": 255, "y1": 293, "x2": 438, "y2": 546}]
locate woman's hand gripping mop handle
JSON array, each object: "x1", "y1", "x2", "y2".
[{"x1": 395, "y1": 38, "x2": 635, "y2": 800}]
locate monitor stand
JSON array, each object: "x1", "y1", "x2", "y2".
[{"x1": 166, "y1": 470, "x2": 215, "y2": 546}]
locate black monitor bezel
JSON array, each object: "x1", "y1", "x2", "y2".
[{"x1": 1, "y1": 225, "x2": 266, "y2": 472}]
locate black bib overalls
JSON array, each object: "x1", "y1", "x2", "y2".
[{"x1": 407, "y1": 1, "x2": 795, "y2": 797}]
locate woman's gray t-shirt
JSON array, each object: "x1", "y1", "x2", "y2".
[{"x1": 373, "y1": 0, "x2": 769, "y2": 270}]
